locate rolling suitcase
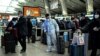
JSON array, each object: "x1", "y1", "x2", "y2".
[
  {"x1": 63, "y1": 32, "x2": 69, "y2": 42},
  {"x1": 1, "y1": 35, "x2": 5, "y2": 48},
  {"x1": 32, "y1": 29, "x2": 36, "y2": 43},
  {"x1": 63, "y1": 32, "x2": 69, "y2": 47},
  {"x1": 5, "y1": 41, "x2": 16, "y2": 53},
  {"x1": 32, "y1": 35, "x2": 36, "y2": 43},
  {"x1": 70, "y1": 44, "x2": 84, "y2": 56},
  {"x1": 56, "y1": 36, "x2": 65, "y2": 54},
  {"x1": 84, "y1": 33, "x2": 89, "y2": 56},
  {"x1": 41, "y1": 31, "x2": 47, "y2": 45},
  {"x1": 4, "y1": 32, "x2": 16, "y2": 54},
  {"x1": 70, "y1": 45, "x2": 78, "y2": 56}
]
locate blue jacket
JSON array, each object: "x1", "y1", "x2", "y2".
[{"x1": 42, "y1": 19, "x2": 59, "y2": 33}]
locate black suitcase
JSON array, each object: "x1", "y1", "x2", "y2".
[
  {"x1": 32, "y1": 35, "x2": 36, "y2": 43},
  {"x1": 41, "y1": 32, "x2": 47, "y2": 45},
  {"x1": 32, "y1": 29, "x2": 36, "y2": 43},
  {"x1": 4, "y1": 32, "x2": 16, "y2": 54},
  {"x1": 56, "y1": 36, "x2": 65, "y2": 54},
  {"x1": 69, "y1": 45, "x2": 84, "y2": 56},
  {"x1": 1, "y1": 35, "x2": 5, "y2": 48},
  {"x1": 5, "y1": 41, "x2": 16, "y2": 53}
]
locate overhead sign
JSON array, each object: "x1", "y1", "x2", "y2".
[{"x1": 23, "y1": 6, "x2": 41, "y2": 17}]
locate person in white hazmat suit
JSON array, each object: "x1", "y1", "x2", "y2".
[{"x1": 42, "y1": 14, "x2": 59, "y2": 52}]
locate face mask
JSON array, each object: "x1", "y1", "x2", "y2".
[
  {"x1": 19, "y1": 14, "x2": 23, "y2": 17},
  {"x1": 47, "y1": 19, "x2": 50, "y2": 21},
  {"x1": 95, "y1": 15, "x2": 99, "y2": 19},
  {"x1": 13, "y1": 21, "x2": 17, "y2": 25}
]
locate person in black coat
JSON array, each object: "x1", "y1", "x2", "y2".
[
  {"x1": 80, "y1": 16, "x2": 90, "y2": 33},
  {"x1": 15, "y1": 11, "x2": 28, "y2": 53},
  {"x1": 6, "y1": 17, "x2": 18, "y2": 53},
  {"x1": 80, "y1": 16, "x2": 90, "y2": 27},
  {"x1": 27, "y1": 17, "x2": 32, "y2": 43},
  {"x1": 88, "y1": 11, "x2": 100, "y2": 56}
]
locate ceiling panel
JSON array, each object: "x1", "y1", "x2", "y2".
[
  {"x1": 43, "y1": 0, "x2": 100, "y2": 14},
  {"x1": 0, "y1": 0, "x2": 25, "y2": 13},
  {"x1": 0, "y1": 0, "x2": 12, "y2": 6},
  {"x1": 10, "y1": 1, "x2": 19, "y2": 8},
  {"x1": 0, "y1": 6, "x2": 7, "y2": 13}
]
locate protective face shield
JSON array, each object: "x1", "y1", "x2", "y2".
[{"x1": 95, "y1": 14, "x2": 99, "y2": 19}]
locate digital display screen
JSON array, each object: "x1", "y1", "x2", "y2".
[{"x1": 23, "y1": 6, "x2": 41, "y2": 17}]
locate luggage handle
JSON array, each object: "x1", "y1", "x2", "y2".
[{"x1": 4, "y1": 32, "x2": 10, "y2": 34}]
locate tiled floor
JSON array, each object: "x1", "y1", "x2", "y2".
[
  {"x1": 0, "y1": 42, "x2": 68, "y2": 56},
  {"x1": 0, "y1": 29, "x2": 100, "y2": 56},
  {"x1": 0, "y1": 28, "x2": 69, "y2": 56}
]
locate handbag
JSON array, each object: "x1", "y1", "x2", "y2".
[
  {"x1": 72, "y1": 32, "x2": 85, "y2": 45},
  {"x1": 77, "y1": 33, "x2": 85, "y2": 45}
]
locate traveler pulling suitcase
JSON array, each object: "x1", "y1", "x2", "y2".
[
  {"x1": 4, "y1": 32, "x2": 16, "y2": 54},
  {"x1": 56, "y1": 36, "x2": 65, "y2": 54}
]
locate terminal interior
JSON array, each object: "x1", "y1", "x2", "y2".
[{"x1": 0, "y1": 0, "x2": 100, "y2": 56}]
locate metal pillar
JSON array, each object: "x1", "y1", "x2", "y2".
[
  {"x1": 59, "y1": 0, "x2": 68, "y2": 16},
  {"x1": 43, "y1": 0, "x2": 51, "y2": 15},
  {"x1": 86, "y1": 0, "x2": 94, "y2": 15}
]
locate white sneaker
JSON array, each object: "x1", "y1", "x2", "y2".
[
  {"x1": 52, "y1": 48, "x2": 56, "y2": 52},
  {"x1": 46, "y1": 49, "x2": 52, "y2": 52}
]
